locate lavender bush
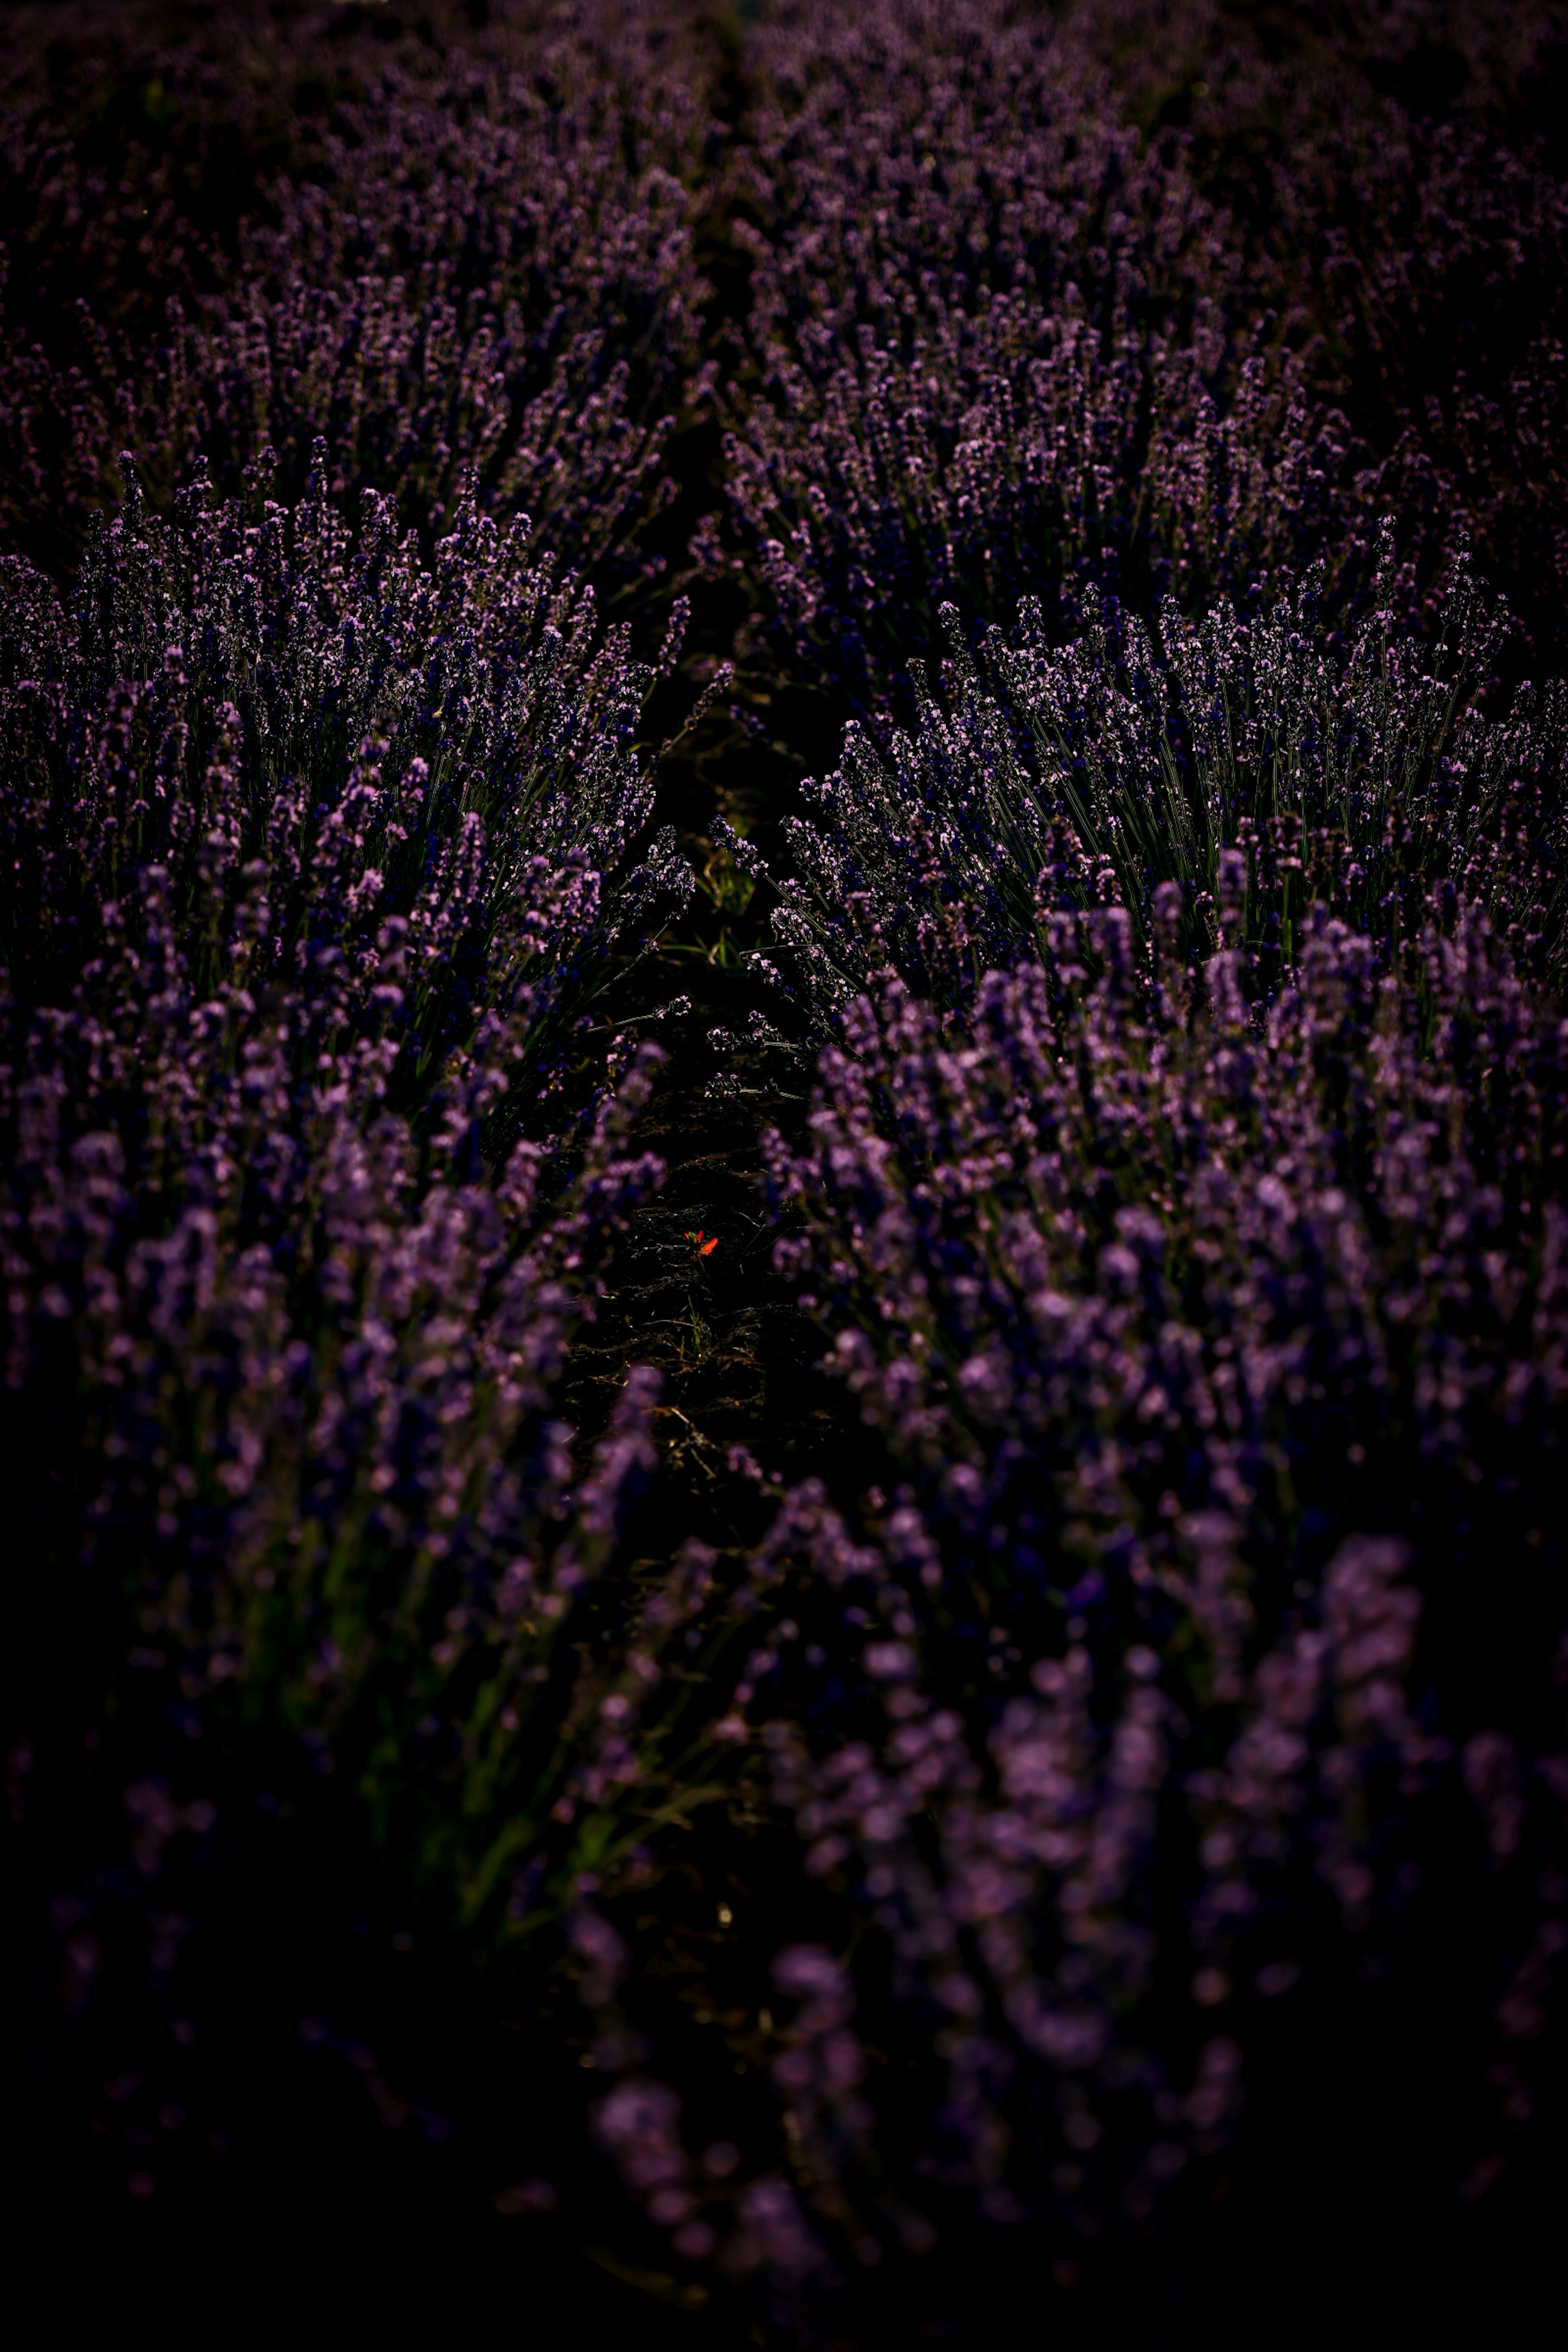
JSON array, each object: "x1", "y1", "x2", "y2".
[
  {"x1": 576, "y1": 880, "x2": 1567, "y2": 2328},
  {"x1": 1082, "y1": 0, "x2": 1568, "y2": 674},
  {"x1": 713, "y1": 0, "x2": 1361, "y2": 717},
  {"x1": 0, "y1": 2, "x2": 714, "y2": 574},
  {"x1": 168, "y1": 15, "x2": 713, "y2": 575},
  {"x1": 702, "y1": 0, "x2": 1568, "y2": 716},
  {"x1": 0, "y1": 440, "x2": 698, "y2": 2173},
  {"x1": 724, "y1": 542, "x2": 1564, "y2": 1048}
]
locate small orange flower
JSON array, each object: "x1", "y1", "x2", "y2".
[{"x1": 684, "y1": 1229, "x2": 719, "y2": 1261}]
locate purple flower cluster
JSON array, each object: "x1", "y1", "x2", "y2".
[
  {"x1": 713, "y1": 2, "x2": 1343, "y2": 710},
  {"x1": 700, "y1": 0, "x2": 1568, "y2": 707},
  {"x1": 0, "y1": 2, "x2": 713, "y2": 568},
  {"x1": 731, "y1": 539, "x2": 1564, "y2": 1037},
  {"x1": 578, "y1": 876, "x2": 1567, "y2": 2308},
  {"x1": 0, "y1": 433, "x2": 688, "y2": 2118}
]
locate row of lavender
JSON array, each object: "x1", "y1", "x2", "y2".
[
  {"x1": 2, "y1": 0, "x2": 716, "y2": 2239},
  {"x1": 581, "y1": 564, "x2": 1568, "y2": 2321},
  {"x1": 8, "y1": 4, "x2": 1568, "y2": 669},
  {"x1": 2, "y1": 0, "x2": 1565, "y2": 2333}
]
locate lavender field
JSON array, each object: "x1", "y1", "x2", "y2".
[{"x1": 3, "y1": 2, "x2": 1565, "y2": 2340}]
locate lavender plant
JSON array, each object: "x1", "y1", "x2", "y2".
[
  {"x1": 703, "y1": 0, "x2": 1568, "y2": 713},
  {"x1": 725, "y1": 543, "x2": 1565, "y2": 1042},
  {"x1": 709, "y1": 0, "x2": 1321, "y2": 716},
  {"x1": 1081, "y1": 0, "x2": 1568, "y2": 673},
  {"x1": 0, "y1": 3, "x2": 715, "y2": 573},
  {"x1": 170, "y1": 14, "x2": 713, "y2": 573},
  {"x1": 0, "y1": 441, "x2": 693, "y2": 2042},
  {"x1": 572, "y1": 883, "x2": 1568, "y2": 2323}
]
